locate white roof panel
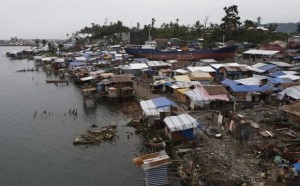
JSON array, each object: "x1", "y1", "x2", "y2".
[
  {"x1": 243, "y1": 49, "x2": 279, "y2": 56},
  {"x1": 187, "y1": 66, "x2": 216, "y2": 73},
  {"x1": 210, "y1": 63, "x2": 247, "y2": 69},
  {"x1": 269, "y1": 61, "x2": 293, "y2": 67},
  {"x1": 279, "y1": 86, "x2": 300, "y2": 100},
  {"x1": 164, "y1": 114, "x2": 198, "y2": 132}
]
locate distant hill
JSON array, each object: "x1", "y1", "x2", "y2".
[{"x1": 264, "y1": 22, "x2": 299, "y2": 33}]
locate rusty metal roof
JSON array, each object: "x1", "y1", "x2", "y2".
[{"x1": 202, "y1": 85, "x2": 229, "y2": 95}]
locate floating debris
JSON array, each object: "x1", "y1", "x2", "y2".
[{"x1": 73, "y1": 122, "x2": 118, "y2": 145}]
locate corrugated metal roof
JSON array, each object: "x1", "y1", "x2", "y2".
[
  {"x1": 185, "y1": 86, "x2": 229, "y2": 102},
  {"x1": 252, "y1": 63, "x2": 267, "y2": 69},
  {"x1": 133, "y1": 151, "x2": 171, "y2": 186},
  {"x1": 278, "y1": 74, "x2": 300, "y2": 81},
  {"x1": 210, "y1": 63, "x2": 249, "y2": 70},
  {"x1": 203, "y1": 85, "x2": 229, "y2": 95},
  {"x1": 280, "y1": 101, "x2": 300, "y2": 116},
  {"x1": 279, "y1": 85, "x2": 300, "y2": 100},
  {"x1": 189, "y1": 72, "x2": 212, "y2": 81},
  {"x1": 243, "y1": 49, "x2": 280, "y2": 56},
  {"x1": 145, "y1": 165, "x2": 169, "y2": 186},
  {"x1": 146, "y1": 61, "x2": 171, "y2": 67},
  {"x1": 230, "y1": 85, "x2": 275, "y2": 93},
  {"x1": 258, "y1": 64, "x2": 277, "y2": 71},
  {"x1": 186, "y1": 66, "x2": 216, "y2": 73},
  {"x1": 173, "y1": 75, "x2": 191, "y2": 82},
  {"x1": 174, "y1": 69, "x2": 189, "y2": 74},
  {"x1": 221, "y1": 78, "x2": 240, "y2": 87},
  {"x1": 120, "y1": 63, "x2": 148, "y2": 70},
  {"x1": 140, "y1": 97, "x2": 176, "y2": 117},
  {"x1": 269, "y1": 61, "x2": 293, "y2": 67},
  {"x1": 267, "y1": 77, "x2": 288, "y2": 85},
  {"x1": 171, "y1": 81, "x2": 200, "y2": 89},
  {"x1": 235, "y1": 78, "x2": 261, "y2": 86},
  {"x1": 164, "y1": 114, "x2": 199, "y2": 132}
]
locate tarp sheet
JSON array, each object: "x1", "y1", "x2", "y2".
[
  {"x1": 164, "y1": 114, "x2": 199, "y2": 132},
  {"x1": 230, "y1": 85, "x2": 275, "y2": 93},
  {"x1": 221, "y1": 78, "x2": 240, "y2": 87}
]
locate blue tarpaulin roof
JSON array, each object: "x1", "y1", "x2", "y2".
[
  {"x1": 267, "y1": 77, "x2": 290, "y2": 85},
  {"x1": 164, "y1": 82, "x2": 173, "y2": 86},
  {"x1": 294, "y1": 162, "x2": 300, "y2": 171},
  {"x1": 293, "y1": 56, "x2": 300, "y2": 60},
  {"x1": 258, "y1": 64, "x2": 276, "y2": 71},
  {"x1": 152, "y1": 97, "x2": 177, "y2": 108},
  {"x1": 230, "y1": 85, "x2": 276, "y2": 93},
  {"x1": 221, "y1": 78, "x2": 240, "y2": 87},
  {"x1": 270, "y1": 71, "x2": 286, "y2": 77}
]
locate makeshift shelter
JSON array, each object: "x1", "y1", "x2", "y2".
[
  {"x1": 173, "y1": 75, "x2": 191, "y2": 82},
  {"x1": 280, "y1": 101, "x2": 300, "y2": 127},
  {"x1": 188, "y1": 72, "x2": 213, "y2": 84},
  {"x1": 119, "y1": 63, "x2": 148, "y2": 76},
  {"x1": 185, "y1": 85, "x2": 229, "y2": 110},
  {"x1": 278, "y1": 86, "x2": 300, "y2": 100},
  {"x1": 243, "y1": 49, "x2": 280, "y2": 62},
  {"x1": 251, "y1": 63, "x2": 279, "y2": 74},
  {"x1": 140, "y1": 97, "x2": 178, "y2": 125},
  {"x1": 186, "y1": 66, "x2": 216, "y2": 73},
  {"x1": 133, "y1": 151, "x2": 172, "y2": 186},
  {"x1": 163, "y1": 114, "x2": 201, "y2": 142},
  {"x1": 146, "y1": 61, "x2": 171, "y2": 71},
  {"x1": 221, "y1": 78, "x2": 276, "y2": 102}
]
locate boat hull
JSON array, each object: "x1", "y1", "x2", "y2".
[{"x1": 125, "y1": 46, "x2": 238, "y2": 60}]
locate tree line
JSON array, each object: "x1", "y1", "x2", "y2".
[{"x1": 74, "y1": 5, "x2": 297, "y2": 48}]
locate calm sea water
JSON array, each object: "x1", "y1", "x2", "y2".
[{"x1": 0, "y1": 46, "x2": 144, "y2": 186}]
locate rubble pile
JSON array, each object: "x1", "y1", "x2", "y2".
[{"x1": 73, "y1": 123, "x2": 118, "y2": 145}]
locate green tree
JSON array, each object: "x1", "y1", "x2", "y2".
[
  {"x1": 221, "y1": 5, "x2": 241, "y2": 32},
  {"x1": 34, "y1": 39, "x2": 40, "y2": 47},
  {"x1": 256, "y1": 17, "x2": 262, "y2": 27},
  {"x1": 151, "y1": 18, "x2": 156, "y2": 28},
  {"x1": 297, "y1": 24, "x2": 300, "y2": 33},
  {"x1": 42, "y1": 39, "x2": 47, "y2": 47},
  {"x1": 267, "y1": 24, "x2": 278, "y2": 32},
  {"x1": 244, "y1": 20, "x2": 254, "y2": 29}
]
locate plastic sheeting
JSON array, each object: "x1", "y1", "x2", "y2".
[{"x1": 164, "y1": 114, "x2": 199, "y2": 132}]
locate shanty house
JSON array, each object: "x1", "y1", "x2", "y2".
[
  {"x1": 96, "y1": 75, "x2": 134, "y2": 97},
  {"x1": 210, "y1": 63, "x2": 252, "y2": 82},
  {"x1": 146, "y1": 61, "x2": 171, "y2": 72},
  {"x1": 119, "y1": 63, "x2": 148, "y2": 76},
  {"x1": 140, "y1": 97, "x2": 178, "y2": 126},
  {"x1": 163, "y1": 114, "x2": 201, "y2": 142},
  {"x1": 221, "y1": 78, "x2": 276, "y2": 102},
  {"x1": 133, "y1": 151, "x2": 172, "y2": 186},
  {"x1": 280, "y1": 101, "x2": 300, "y2": 127},
  {"x1": 243, "y1": 49, "x2": 280, "y2": 62},
  {"x1": 184, "y1": 85, "x2": 229, "y2": 110},
  {"x1": 188, "y1": 72, "x2": 213, "y2": 85}
]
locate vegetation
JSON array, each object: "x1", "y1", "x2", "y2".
[{"x1": 75, "y1": 5, "x2": 290, "y2": 48}]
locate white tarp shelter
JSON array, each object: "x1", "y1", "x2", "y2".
[{"x1": 163, "y1": 113, "x2": 198, "y2": 132}]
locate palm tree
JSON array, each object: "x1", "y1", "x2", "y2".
[{"x1": 151, "y1": 18, "x2": 156, "y2": 28}]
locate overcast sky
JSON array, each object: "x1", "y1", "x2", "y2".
[{"x1": 0, "y1": 0, "x2": 299, "y2": 40}]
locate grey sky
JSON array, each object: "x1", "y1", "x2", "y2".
[{"x1": 0, "y1": 0, "x2": 299, "y2": 40}]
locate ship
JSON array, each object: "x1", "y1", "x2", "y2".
[{"x1": 125, "y1": 41, "x2": 238, "y2": 61}]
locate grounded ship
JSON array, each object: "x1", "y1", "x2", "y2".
[{"x1": 125, "y1": 41, "x2": 238, "y2": 61}]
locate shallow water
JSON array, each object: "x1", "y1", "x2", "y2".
[{"x1": 0, "y1": 46, "x2": 143, "y2": 186}]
